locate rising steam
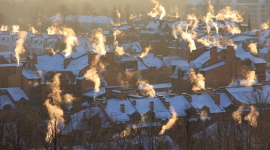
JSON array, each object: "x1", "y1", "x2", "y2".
[
  {"x1": 15, "y1": 31, "x2": 27, "y2": 66},
  {"x1": 248, "y1": 43, "x2": 258, "y2": 55},
  {"x1": 239, "y1": 71, "x2": 257, "y2": 87},
  {"x1": 12, "y1": 25, "x2": 19, "y2": 32},
  {"x1": 159, "y1": 108, "x2": 178, "y2": 135},
  {"x1": 148, "y1": 0, "x2": 166, "y2": 20},
  {"x1": 140, "y1": 45, "x2": 152, "y2": 58},
  {"x1": 189, "y1": 68, "x2": 205, "y2": 92},
  {"x1": 62, "y1": 28, "x2": 78, "y2": 58},
  {"x1": 138, "y1": 80, "x2": 155, "y2": 97},
  {"x1": 90, "y1": 28, "x2": 106, "y2": 55},
  {"x1": 0, "y1": 25, "x2": 8, "y2": 31},
  {"x1": 232, "y1": 105, "x2": 244, "y2": 124},
  {"x1": 244, "y1": 105, "x2": 259, "y2": 127}
]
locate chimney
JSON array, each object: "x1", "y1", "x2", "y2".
[
  {"x1": 150, "y1": 101, "x2": 154, "y2": 110},
  {"x1": 227, "y1": 46, "x2": 235, "y2": 58},
  {"x1": 188, "y1": 53, "x2": 192, "y2": 63},
  {"x1": 33, "y1": 53, "x2": 37, "y2": 64},
  {"x1": 105, "y1": 51, "x2": 114, "y2": 63},
  {"x1": 164, "y1": 101, "x2": 170, "y2": 109},
  {"x1": 210, "y1": 46, "x2": 217, "y2": 58},
  {"x1": 120, "y1": 103, "x2": 125, "y2": 113},
  {"x1": 16, "y1": 66, "x2": 23, "y2": 74},
  {"x1": 64, "y1": 57, "x2": 72, "y2": 69},
  {"x1": 88, "y1": 52, "x2": 97, "y2": 66},
  {"x1": 174, "y1": 39, "x2": 180, "y2": 48},
  {"x1": 242, "y1": 42, "x2": 248, "y2": 51},
  {"x1": 105, "y1": 87, "x2": 112, "y2": 100},
  {"x1": 132, "y1": 99, "x2": 136, "y2": 106},
  {"x1": 169, "y1": 93, "x2": 174, "y2": 98}
]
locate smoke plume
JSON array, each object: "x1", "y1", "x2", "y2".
[
  {"x1": 232, "y1": 105, "x2": 244, "y2": 124},
  {"x1": 62, "y1": 28, "x2": 78, "y2": 58},
  {"x1": 261, "y1": 23, "x2": 269, "y2": 30},
  {"x1": 216, "y1": 6, "x2": 243, "y2": 23},
  {"x1": 30, "y1": 26, "x2": 37, "y2": 34},
  {"x1": 138, "y1": 79, "x2": 155, "y2": 97},
  {"x1": 148, "y1": 0, "x2": 166, "y2": 20},
  {"x1": 140, "y1": 45, "x2": 152, "y2": 58},
  {"x1": 189, "y1": 68, "x2": 205, "y2": 92},
  {"x1": 159, "y1": 108, "x2": 178, "y2": 135},
  {"x1": 15, "y1": 31, "x2": 27, "y2": 66},
  {"x1": 90, "y1": 28, "x2": 106, "y2": 55},
  {"x1": 0, "y1": 25, "x2": 8, "y2": 31},
  {"x1": 12, "y1": 25, "x2": 19, "y2": 32},
  {"x1": 248, "y1": 43, "x2": 258, "y2": 55},
  {"x1": 244, "y1": 105, "x2": 259, "y2": 127}
]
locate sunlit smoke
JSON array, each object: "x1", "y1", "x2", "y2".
[
  {"x1": 47, "y1": 26, "x2": 61, "y2": 35},
  {"x1": 30, "y1": 26, "x2": 38, "y2": 34},
  {"x1": 15, "y1": 31, "x2": 27, "y2": 66},
  {"x1": 84, "y1": 55, "x2": 104, "y2": 93},
  {"x1": 62, "y1": 28, "x2": 78, "y2": 58},
  {"x1": 187, "y1": 14, "x2": 199, "y2": 31},
  {"x1": 115, "y1": 9, "x2": 121, "y2": 19},
  {"x1": 148, "y1": 0, "x2": 166, "y2": 20},
  {"x1": 248, "y1": 43, "x2": 258, "y2": 55},
  {"x1": 189, "y1": 68, "x2": 205, "y2": 92},
  {"x1": 208, "y1": 0, "x2": 214, "y2": 14},
  {"x1": 63, "y1": 93, "x2": 75, "y2": 111},
  {"x1": 232, "y1": 105, "x2": 244, "y2": 124},
  {"x1": 138, "y1": 79, "x2": 155, "y2": 97},
  {"x1": 170, "y1": 7, "x2": 180, "y2": 18},
  {"x1": 140, "y1": 45, "x2": 152, "y2": 58},
  {"x1": 90, "y1": 28, "x2": 106, "y2": 55},
  {"x1": 159, "y1": 108, "x2": 178, "y2": 135},
  {"x1": 12, "y1": 25, "x2": 19, "y2": 33},
  {"x1": 113, "y1": 30, "x2": 122, "y2": 42},
  {"x1": 129, "y1": 14, "x2": 143, "y2": 20},
  {"x1": 239, "y1": 71, "x2": 257, "y2": 87},
  {"x1": 226, "y1": 23, "x2": 241, "y2": 34},
  {"x1": 115, "y1": 45, "x2": 125, "y2": 56},
  {"x1": 44, "y1": 99, "x2": 64, "y2": 143},
  {"x1": 260, "y1": 23, "x2": 269, "y2": 30},
  {"x1": 45, "y1": 73, "x2": 63, "y2": 143},
  {"x1": 200, "y1": 110, "x2": 209, "y2": 120},
  {"x1": 244, "y1": 105, "x2": 259, "y2": 127},
  {"x1": 216, "y1": 7, "x2": 243, "y2": 23},
  {"x1": 0, "y1": 25, "x2": 9, "y2": 31}
]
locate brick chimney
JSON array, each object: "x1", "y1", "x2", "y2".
[
  {"x1": 242, "y1": 42, "x2": 248, "y2": 51},
  {"x1": 227, "y1": 46, "x2": 235, "y2": 58},
  {"x1": 105, "y1": 87, "x2": 113, "y2": 100},
  {"x1": 210, "y1": 46, "x2": 217, "y2": 58},
  {"x1": 33, "y1": 53, "x2": 37, "y2": 64},
  {"x1": 164, "y1": 101, "x2": 170, "y2": 109},
  {"x1": 120, "y1": 103, "x2": 125, "y2": 113},
  {"x1": 150, "y1": 101, "x2": 154, "y2": 110}
]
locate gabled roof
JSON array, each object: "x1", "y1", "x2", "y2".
[
  {"x1": 143, "y1": 57, "x2": 165, "y2": 69},
  {"x1": 0, "y1": 87, "x2": 29, "y2": 102},
  {"x1": 190, "y1": 94, "x2": 225, "y2": 113},
  {"x1": 134, "y1": 98, "x2": 172, "y2": 120},
  {"x1": 105, "y1": 98, "x2": 137, "y2": 123},
  {"x1": 235, "y1": 44, "x2": 266, "y2": 64},
  {"x1": 0, "y1": 95, "x2": 15, "y2": 109},
  {"x1": 165, "y1": 96, "x2": 192, "y2": 116},
  {"x1": 200, "y1": 61, "x2": 226, "y2": 71}
]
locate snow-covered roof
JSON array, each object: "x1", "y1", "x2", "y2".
[
  {"x1": 219, "y1": 93, "x2": 233, "y2": 108},
  {"x1": 105, "y1": 98, "x2": 137, "y2": 123},
  {"x1": 235, "y1": 44, "x2": 266, "y2": 64},
  {"x1": 191, "y1": 94, "x2": 225, "y2": 113},
  {"x1": 49, "y1": 15, "x2": 113, "y2": 24},
  {"x1": 0, "y1": 95, "x2": 15, "y2": 109},
  {"x1": 231, "y1": 35, "x2": 257, "y2": 43},
  {"x1": 0, "y1": 87, "x2": 29, "y2": 102},
  {"x1": 22, "y1": 69, "x2": 41, "y2": 79},
  {"x1": 143, "y1": 57, "x2": 165, "y2": 69},
  {"x1": 83, "y1": 87, "x2": 106, "y2": 98},
  {"x1": 152, "y1": 83, "x2": 171, "y2": 89},
  {"x1": 165, "y1": 96, "x2": 192, "y2": 116},
  {"x1": 162, "y1": 56, "x2": 188, "y2": 68},
  {"x1": 121, "y1": 56, "x2": 137, "y2": 62},
  {"x1": 190, "y1": 51, "x2": 210, "y2": 68},
  {"x1": 134, "y1": 98, "x2": 172, "y2": 120},
  {"x1": 63, "y1": 107, "x2": 111, "y2": 135},
  {"x1": 225, "y1": 85, "x2": 270, "y2": 104},
  {"x1": 137, "y1": 59, "x2": 148, "y2": 70},
  {"x1": 200, "y1": 61, "x2": 226, "y2": 71}
]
